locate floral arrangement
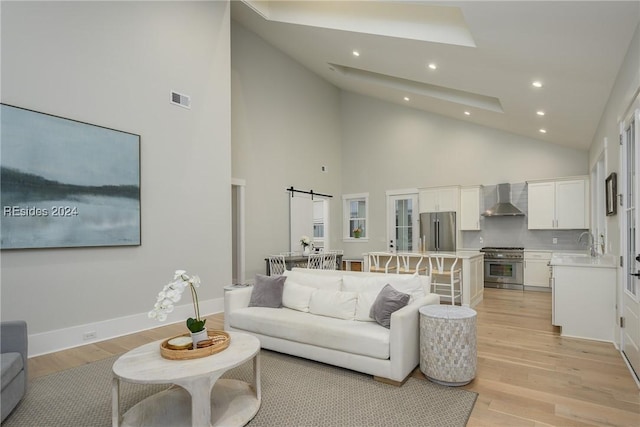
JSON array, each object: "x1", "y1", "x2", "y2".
[
  {"x1": 300, "y1": 235, "x2": 311, "y2": 248},
  {"x1": 148, "y1": 270, "x2": 206, "y2": 333},
  {"x1": 353, "y1": 227, "x2": 362, "y2": 238}
]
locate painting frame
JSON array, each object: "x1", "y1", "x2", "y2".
[
  {"x1": 605, "y1": 172, "x2": 617, "y2": 216},
  {"x1": 1, "y1": 103, "x2": 141, "y2": 249}
]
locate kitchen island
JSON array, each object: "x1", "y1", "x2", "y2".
[
  {"x1": 363, "y1": 251, "x2": 484, "y2": 308},
  {"x1": 550, "y1": 253, "x2": 617, "y2": 342}
]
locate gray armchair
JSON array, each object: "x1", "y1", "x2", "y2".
[{"x1": 1, "y1": 320, "x2": 28, "y2": 422}]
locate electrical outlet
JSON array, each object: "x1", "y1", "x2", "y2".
[
  {"x1": 552, "y1": 237, "x2": 558, "y2": 244},
  {"x1": 82, "y1": 331, "x2": 97, "y2": 341}
]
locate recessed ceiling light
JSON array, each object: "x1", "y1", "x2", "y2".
[
  {"x1": 539, "y1": 129, "x2": 547, "y2": 133},
  {"x1": 352, "y1": 50, "x2": 360, "y2": 57},
  {"x1": 464, "y1": 111, "x2": 471, "y2": 116},
  {"x1": 536, "y1": 110, "x2": 545, "y2": 116},
  {"x1": 404, "y1": 96, "x2": 410, "y2": 101},
  {"x1": 532, "y1": 81, "x2": 543, "y2": 88},
  {"x1": 428, "y1": 63, "x2": 437, "y2": 70}
]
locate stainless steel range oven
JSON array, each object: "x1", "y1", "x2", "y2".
[{"x1": 480, "y1": 247, "x2": 524, "y2": 290}]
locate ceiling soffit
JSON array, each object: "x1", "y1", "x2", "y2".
[{"x1": 243, "y1": 0, "x2": 476, "y2": 47}]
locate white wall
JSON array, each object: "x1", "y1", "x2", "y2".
[
  {"x1": 340, "y1": 92, "x2": 589, "y2": 256},
  {"x1": 588, "y1": 23, "x2": 639, "y2": 346},
  {"x1": 231, "y1": 22, "x2": 343, "y2": 279},
  {"x1": 590, "y1": 24, "x2": 640, "y2": 257},
  {"x1": 1, "y1": 1, "x2": 231, "y2": 354}
]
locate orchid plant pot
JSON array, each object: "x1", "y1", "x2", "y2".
[{"x1": 190, "y1": 329, "x2": 208, "y2": 347}]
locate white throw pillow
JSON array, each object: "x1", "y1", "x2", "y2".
[
  {"x1": 354, "y1": 290, "x2": 379, "y2": 322},
  {"x1": 385, "y1": 274, "x2": 425, "y2": 302},
  {"x1": 282, "y1": 280, "x2": 316, "y2": 312},
  {"x1": 309, "y1": 289, "x2": 357, "y2": 320},
  {"x1": 419, "y1": 275, "x2": 431, "y2": 295},
  {"x1": 342, "y1": 273, "x2": 425, "y2": 302},
  {"x1": 341, "y1": 275, "x2": 387, "y2": 294},
  {"x1": 283, "y1": 270, "x2": 342, "y2": 291}
]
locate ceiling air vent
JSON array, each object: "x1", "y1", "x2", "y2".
[{"x1": 170, "y1": 91, "x2": 191, "y2": 109}]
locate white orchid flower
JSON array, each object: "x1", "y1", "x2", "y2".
[
  {"x1": 165, "y1": 289, "x2": 182, "y2": 302},
  {"x1": 150, "y1": 270, "x2": 204, "y2": 332}
]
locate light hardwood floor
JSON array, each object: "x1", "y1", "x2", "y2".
[{"x1": 27, "y1": 288, "x2": 640, "y2": 426}]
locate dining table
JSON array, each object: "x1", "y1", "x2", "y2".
[{"x1": 264, "y1": 253, "x2": 343, "y2": 275}]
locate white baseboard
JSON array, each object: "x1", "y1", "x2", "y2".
[{"x1": 28, "y1": 297, "x2": 224, "y2": 357}]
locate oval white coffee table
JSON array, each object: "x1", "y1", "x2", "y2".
[{"x1": 112, "y1": 331, "x2": 260, "y2": 427}]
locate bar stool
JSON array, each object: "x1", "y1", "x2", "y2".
[
  {"x1": 367, "y1": 252, "x2": 396, "y2": 273},
  {"x1": 396, "y1": 253, "x2": 427, "y2": 274},
  {"x1": 428, "y1": 255, "x2": 461, "y2": 305}
]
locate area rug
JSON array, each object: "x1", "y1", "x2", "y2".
[{"x1": 3, "y1": 350, "x2": 477, "y2": 427}]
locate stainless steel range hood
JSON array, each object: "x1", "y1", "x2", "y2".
[{"x1": 481, "y1": 183, "x2": 525, "y2": 216}]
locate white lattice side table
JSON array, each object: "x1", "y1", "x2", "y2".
[{"x1": 419, "y1": 304, "x2": 477, "y2": 386}]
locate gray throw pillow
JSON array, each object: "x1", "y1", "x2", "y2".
[
  {"x1": 248, "y1": 274, "x2": 285, "y2": 308},
  {"x1": 369, "y1": 284, "x2": 410, "y2": 328}
]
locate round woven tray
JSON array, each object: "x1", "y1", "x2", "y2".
[{"x1": 160, "y1": 330, "x2": 230, "y2": 360}]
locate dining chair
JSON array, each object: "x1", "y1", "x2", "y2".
[
  {"x1": 322, "y1": 251, "x2": 338, "y2": 270},
  {"x1": 307, "y1": 253, "x2": 325, "y2": 269},
  {"x1": 268, "y1": 254, "x2": 287, "y2": 276},
  {"x1": 428, "y1": 255, "x2": 461, "y2": 305}
]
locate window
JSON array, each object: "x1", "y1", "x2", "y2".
[
  {"x1": 313, "y1": 200, "x2": 325, "y2": 246},
  {"x1": 343, "y1": 193, "x2": 369, "y2": 241}
]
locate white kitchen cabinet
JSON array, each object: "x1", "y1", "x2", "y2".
[
  {"x1": 419, "y1": 186, "x2": 459, "y2": 213},
  {"x1": 524, "y1": 250, "x2": 551, "y2": 289},
  {"x1": 460, "y1": 186, "x2": 482, "y2": 230},
  {"x1": 527, "y1": 178, "x2": 589, "y2": 229}
]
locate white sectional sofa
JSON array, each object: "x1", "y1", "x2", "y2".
[{"x1": 224, "y1": 268, "x2": 440, "y2": 384}]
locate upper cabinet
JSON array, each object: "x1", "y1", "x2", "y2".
[
  {"x1": 527, "y1": 177, "x2": 589, "y2": 229},
  {"x1": 419, "y1": 186, "x2": 460, "y2": 213},
  {"x1": 460, "y1": 186, "x2": 482, "y2": 230}
]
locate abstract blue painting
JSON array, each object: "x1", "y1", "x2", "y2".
[{"x1": 1, "y1": 104, "x2": 141, "y2": 249}]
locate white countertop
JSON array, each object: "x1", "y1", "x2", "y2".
[
  {"x1": 418, "y1": 250, "x2": 483, "y2": 259},
  {"x1": 363, "y1": 251, "x2": 483, "y2": 259},
  {"x1": 550, "y1": 253, "x2": 617, "y2": 268}
]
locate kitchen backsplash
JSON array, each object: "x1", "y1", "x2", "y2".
[{"x1": 461, "y1": 182, "x2": 588, "y2": 251}]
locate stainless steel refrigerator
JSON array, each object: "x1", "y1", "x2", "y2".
[{"x1": 419, "y1": 212, "x2": 456, "y2": 252}]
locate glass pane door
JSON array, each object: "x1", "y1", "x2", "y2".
[
  {"x1": 387, "y1": 193, "x2": 418, "y2": 252},
  {"x1": 627, "y1": 118, "x2": 638, "y2": 297},
  {"x1": 622, "y1": 108, "x2": 640, "y2": 383}
]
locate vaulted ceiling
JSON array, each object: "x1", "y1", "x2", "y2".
[{"x1": 232, "y1": 1, "x2": 639, "y2": 150}]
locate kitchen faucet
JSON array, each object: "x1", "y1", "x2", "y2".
[{"x1": 578, "y1": 231, "x2": 598, "y2": 257}]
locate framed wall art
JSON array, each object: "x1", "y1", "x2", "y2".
[
  {"x1": 1, "y1": 104, "x2": 141, "y2": 249},
  {"x1": 605, "y1": 172, "x2": 617, "y2": 216}
]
